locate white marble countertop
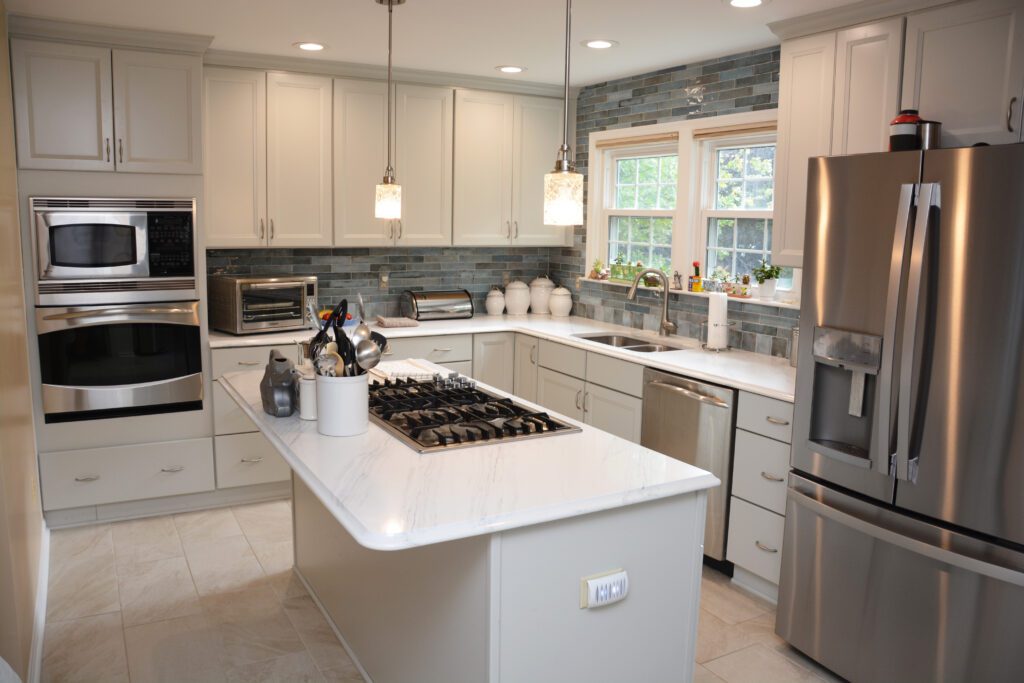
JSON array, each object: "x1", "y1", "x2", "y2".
[
  {"x1": 219, "y1": 368, "x2": 720, "y2": 551},
  {"x1": 211, "y1": 315, "x2": 797, "y2": 402}
]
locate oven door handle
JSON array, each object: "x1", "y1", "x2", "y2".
[
  {"x1": 36, "y1": 302, "x2": 200, "y2": 333},
  {"x1": 243, "y1": 281, "x2": 306, "y2": 291}
]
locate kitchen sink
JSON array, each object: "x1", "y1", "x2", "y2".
[
  {"x1": 574, "y1": 333, "x2": 686, "y2": 353},
  {"x1": 624, "y1": 344, "x2": 680, "y2": 353}
]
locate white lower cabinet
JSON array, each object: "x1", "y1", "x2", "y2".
[
  {"x1": 536, "y1": 367, "x2": 585, "y2": 422},
  {"x1": 513, "y1": 334, "x2": 539, "y2": 402},
  {"x1": 731, "y1": 429, "x2": 789, "y2": 516},
  {"x1": 39, "y1": 438, "x2": 215, "y2": 511},
  {"x1": 439, "y1": 360, "x2": 473, "y2": 376},
  {"x1": 214, "y1": 433, "x2": 291, "y2": 488},
  {"x1": 472, "y1": 333, "x2": 515, "y2": 393},
  {"x1": 727, "y1": 496, "x2": 786, "y2": 585},
  {"x1": 584, "y1": 383, "x2": 643, "y2": 443},
  {"x1": 383, "y1": 334, "x2": 473, "y2": 365}
]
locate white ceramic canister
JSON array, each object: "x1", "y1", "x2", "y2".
[
  {"x1": 298, "y1": 373, "x2": 318, "y2": 420},
  {"x1": 504, "y1": 280, "x2": 531, "y2": 315},
  {"x1": 485, "y1": 288, "x2": 506, "y2": 315},
  {"x1": 528, "y1": 275, "x2": 555, "y2": 315},
  {"x1": 316, "y1": 373, "x2": 369, "y2": 436},
  {"x1": 548, "y1": 286, "x2": 573, "y2": 317}
]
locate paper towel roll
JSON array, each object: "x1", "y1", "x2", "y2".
[{"x1": 707, "y1": 292, "x2": 729, "y2": 350}]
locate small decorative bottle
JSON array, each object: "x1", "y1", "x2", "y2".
[{"x1": 688, "y1": 261, "x2": 703, "y2": 293}]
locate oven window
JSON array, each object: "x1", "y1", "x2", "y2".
[
  {"x1": 241, "y1": 286, "x2": 303, "y2": 326},
  {"x1": 49, "y1": 223, "x2": 137, "y2": 268},
  {"x1": 38, "y1": 322, "x2": 201, "y2": 387}
]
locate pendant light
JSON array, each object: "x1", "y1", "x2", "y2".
[
  {"x1": 374, "y1": 0, "x2": 403, "y2": 220},
  {"x1": 543, "y1": 0, "x2": 584, "y2": 226}
]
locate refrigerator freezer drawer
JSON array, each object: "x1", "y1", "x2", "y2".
[{"x1": 777, "y1": 475, "x2": 1024, "y2": 682}]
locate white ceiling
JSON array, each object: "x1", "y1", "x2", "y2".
[{"x1": 8, "y1": 0, "x2": 867, "y2": 86}]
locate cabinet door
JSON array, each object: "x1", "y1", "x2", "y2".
[
  {"x1": 472, "y1": 332, "x2": 515, "y2": 394},
  {"x1": 512, "y1": 95, "x2": 568, "y2": 246},
  {"x1": 513, "y1": 334, "x2": 539, "y2": 402},
  {"x1": 772, "y1": 32, "x2": 836, "y2": 269},
  {"x1": 584, "y1": 383, "x2": 643, "y2": 443},
  {"x1": 453, "y1": 90, "x2": 514, "y2": 246},
  {"x1": 396, "y1": 84, "x2": 454, "y2": 246},
  {"x1": 832, "y1": 19, "x2": 904, "y2": 156},
  {"x1": 902, "y1": 0, "x2": 1024, "y2": 146},
  {"x1": 267, "y1": 72, "x2": 333, "y2": 246},
  {"x1": 334, "y1": 79, "x2": 392, "y2": 246},
  {"x1": 11, "y1": 39, "x2": 114, "y2": 171},
  {"x1": 536, "y1": 367, "x2": 585, "y2": 422},
  {"x1": 204, "y1": 68, "x2": 267, "y2": 247},
  {"x1": 112, "y1": 49, "x2": 202, "y2": 174}
]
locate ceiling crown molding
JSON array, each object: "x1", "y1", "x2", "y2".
[
  {"x1": 203, "y1": 49, "x2": 566, "y2": 97},
  {"x1": 8, "y1": 14, "x2": 213, "y2": 54},
  {"x1": 768, "y1": 0, "x2": 961, "y2": 40}
]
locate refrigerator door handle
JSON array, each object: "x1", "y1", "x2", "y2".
[
  {"x1": 788, "y1": 483, "x2": 1024, "y2": 588},
  {"x1": 875, "y1": 183, "x2": 917, "y2": 477},
  {"x1": 896, "y1": 183, "x2": 939, "y2": 482}
]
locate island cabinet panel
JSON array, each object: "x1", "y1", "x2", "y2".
[
  {"x1": 513, "y1": 334, "x2": 539, "y2": 402},
  {"x1": 497, "y1": 493, "x2": 706, "y2": 682},
  {"x1": 472, "y1": 332, "x2": 515, "y2": 394}
]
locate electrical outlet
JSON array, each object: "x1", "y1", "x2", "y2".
[
  {"x1": 502, "y1": 271, "x2": 511, "y2": 286},
  {"x1": 579, "y1": 569, "x2": 629, "y2": 609},
  {"x1": 379, "y1": 270, "x2": 390, "y2": 290}
]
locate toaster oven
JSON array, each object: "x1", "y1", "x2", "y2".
[{"x1": 209, "y1": 275, "x2": 317, "y2": 334}]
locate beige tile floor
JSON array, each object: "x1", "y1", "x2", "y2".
[{"x1": 42, "y1": 500, "x2": 843, "y2": 683}]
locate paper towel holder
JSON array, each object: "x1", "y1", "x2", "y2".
[{"x1": 700, "y1": 320, "x2": 737, "y2": 352}]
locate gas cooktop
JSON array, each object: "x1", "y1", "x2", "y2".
[{"x1": 368, "y1": 374, "x2": 581, "y2": 453}]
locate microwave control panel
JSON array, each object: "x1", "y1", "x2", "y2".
[{"x1": 147, "y1": 212, "x2": 195, "y2": 277}]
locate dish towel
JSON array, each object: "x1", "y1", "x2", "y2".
[{"x1": 375, "y1": 316, "x2": 419, "y2": 328}]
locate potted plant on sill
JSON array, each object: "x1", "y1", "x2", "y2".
[{"x1": 752, "y1": 259, "x2": 782, "y2": 301}]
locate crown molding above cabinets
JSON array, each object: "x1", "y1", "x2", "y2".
[
  {"x1": 768, "y1": 0, "x2": 959, "y2": 40},
  {"x1": 204, "y1": 49, "x2": 565, "y2": 98},
  {"x1": 8, "y1": 14, "x2": 213, "y2": 55}
]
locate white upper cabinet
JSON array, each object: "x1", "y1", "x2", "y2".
[
  {"x1": 512, "y1": 95, "x2": 567, "y2": 246},
  {"x1": 454, "y1": 89, "x2": 515, "y2": 246},
  {"x1": 772, "y1": 31, "x2": 836, "y2": 269},
  {"x1": 11, "y1": 39, "x2": 113, "y2": 171},
  {"x1": 203, "y1": 67, "x2": 267, "y2": 248},
  {"x1": 266, "y1": 72, "x2": 333, "y2": 247},
  {"x1": 395, "y1": 84, "x2": 454, "y2": 246},
  {"x1": 902, "y1": 0, "x2": 1024, "y2": 146},
  {"x1": 831, "y1": 19, "x2": 904, "y2": 155},
  {"x1": 112, "y1": 49, "x2": 202, "y2": 173},
  {"x1": 333, "y1": 78, "x2": 391, "y2": 246}
]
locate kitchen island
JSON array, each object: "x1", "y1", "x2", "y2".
[{"x1": 219, "y1": 368, "x2": 718, "y2": 683}]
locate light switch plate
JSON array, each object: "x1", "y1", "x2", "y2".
[{"x1": 579, "y1": 569, "x2": 629, "y2": 609}]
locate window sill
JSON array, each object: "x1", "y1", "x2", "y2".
[{"x1": 578, "y1": 277, "x2": 801, "y2": 310}]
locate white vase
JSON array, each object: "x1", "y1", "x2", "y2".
[{"x1": 759, "y1": 279, "x2": 777, "y2": 300}]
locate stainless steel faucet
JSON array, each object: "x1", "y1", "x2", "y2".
[{"x1": 627, "y1": 269, "x2": 677, "y2": 337}]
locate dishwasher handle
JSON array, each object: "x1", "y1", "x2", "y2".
[{"x1": 646, "y1": 381, "x2": 731, "y2": 409}]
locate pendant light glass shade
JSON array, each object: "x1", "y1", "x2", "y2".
[
  {"x1": 543, "y1": 170, "x2": 583, "y2": 225},
  {"x1": 544, "y1": 0, "x2": 584, "y2": 227},
  {"x1": 374, "y1": 181, "x2": 402, "y2": 219}
]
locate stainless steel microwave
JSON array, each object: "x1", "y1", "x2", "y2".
[
  {"x1": 31, "y1": 197, "x2": 196, "y2": 305},
  {"x1": 208, "y1": 275, "x2": 318, "y2": 335}
]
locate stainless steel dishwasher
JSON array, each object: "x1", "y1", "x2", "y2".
[{"x1": 641, "y1": 367, "x2": 735, "y2": 560}]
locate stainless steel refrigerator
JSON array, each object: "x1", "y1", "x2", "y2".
[{"x1": 776, "y1": 143, "x2": 1024, "y2": 682}]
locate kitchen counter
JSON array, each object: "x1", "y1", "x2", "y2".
[
  {"x1": 218, "y1": 367, "x2": 719, "y2": 551},
  {"x1": 210, "y1": 315, "x2": 796, "y2": 402}
]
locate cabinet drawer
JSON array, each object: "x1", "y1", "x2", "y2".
[
  {"x1": 215, "y1": 433, "x2": 291, "y2": 488},
  {"x1": 732, "y1": 430, "x2": 790, "y2": 515},
  {"x1": 383, "y1": 334, "x2": 473, "y2": 363},
  {"x1": 538, "y1": 339, "x2": 586, "y2": 378},
  {"x1": 40, "y1": 438, "x2": 214, "y2": 511},
  {"x1": 737, "y1": 392, "x2": 794, "y2": 443},
  {"x1": 213, "y1": 380, "x2": 256, "y2": 435},
  {"x1": 585, "y1": 353, "x2": 643, "y2": 398},
  {"x1": 212, "y1": 344, "x2": 299, "y2": 378},
  {"x1": 727, "y1": 496, "x2": 785, "y2": 585}
]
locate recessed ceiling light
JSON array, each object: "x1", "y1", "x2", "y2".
[
  {"x1": 727, "y1": 0, "x2": 768, "y2": 7},
  {"x1": 496, "y1": 65, "x2": 525, "y2": 74},
  {"x1": 584, "y1": 39, "x2": 618, "y2": 49},
  {"x1": 294, "y1": 42, "x2": 325, "y2": 51}
]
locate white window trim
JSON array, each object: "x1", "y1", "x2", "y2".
[{"x1": 585, "y1": 110, "x2": 778, "y2": 283}]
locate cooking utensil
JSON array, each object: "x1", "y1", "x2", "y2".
[
  {"x1": 352, "y1": 294, "x2": 371, "y2": 346},
  {"x1": 307, "y1": 299, "x2": 323, "y2": 330},
  {"x1": 370, "y1": 331, "x2": 388, "y2": 353},
  {"x1": 314, "y1": 351, "x2": 343, "y2": 377},
  {"x1": 354, "y1": 338, "x2": 382, "y2": 372}
]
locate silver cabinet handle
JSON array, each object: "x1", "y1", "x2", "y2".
[
  {"x1": 1009, "y1": 96, "x2": 1017, "y2": 133},
  {"x1": 240, "y1": 457, "x2": 264, "y2": 464},
  {"x1": 506, "y1": 220, "x2": 511, "y2": 238},
  {"x1": 105, "y1": 137, "x2": 110, "y2": 162},
  {"x1": 755, "y1": 540, "x2": 779, "y2": 554},
  {"x1": 765, "y1": 416, "x2": 790, "y2": 426},
  {"x1": 397, "y1": 220, "x2": 403, "y2": 239},
  {"x1": 118, "y1": 138, "x2": 123, "y2": 163},
  {"x1": 382, "y1": 347, "x2": 394, "y2": 356},
  {"x1": 238, "y1": 360, "x2": 261, "y2": 366},
  {"x1": 74, "y1": 474, "x2": 100, "y2": 482},
  {"x1": 583, "y1": 391, "x2": 590, "y2": 413},
  {"x1": 432, "y1": 347, "x2": 452, "y2": 353},
  {"x1": 389, "y1": 221, "x2": 394, "y2": 239},
  {"x1": 574, "y1": 389, "x2": 582, "y2": 410},
  {"x1": 259, "y1": 218, "x2": 265, "y2": 240},
  {"x1": 161, "y1": 465, "x2": 184, "y2": 473},
  {"x1": 647, "y1": 381, "x2": 730, "y2": 409},
  {"x1": 269, "y1": 219, "x2": 275, "y2": 241},
  {"x1": 530, "y1": 346, "x2": 537, "y2": 365},
  {"x1": 513, "y1": 221, "x2": 519, "y2": 238},
  {"x1": 760, "y1": 471, "x2": 785, "y2": 482}
]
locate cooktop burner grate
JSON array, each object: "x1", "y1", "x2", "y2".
[{"x1": 368, "y1": 374, "x2": 581, "y2": 452}]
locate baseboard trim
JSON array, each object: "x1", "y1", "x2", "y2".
[
  {"x1": 293, "y1": 567, "x2": 374, "y2": 683},
  {"x1": 26, "y1": 524, "x2": 50, "y2": 683},
  {"x1": 731, "y1": 566, "x2": 779, "y2": 604}
]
